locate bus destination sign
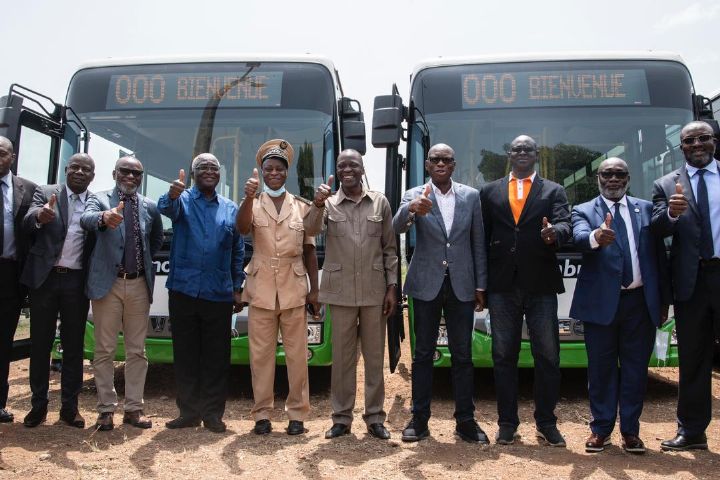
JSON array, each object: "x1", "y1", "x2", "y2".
[
  {"x1": 461, "y1": 70, "x2": 650, "y2": 109},
  {"x1": 106, "y1": 72, "x2": 283, "y2": 109}
]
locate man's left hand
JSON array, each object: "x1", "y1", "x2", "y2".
[
  {"x1": 306, "y1": 289, "x2": 321, "y2": 319},
  {"x1": 383, "y1": 285, "x2": 397, "y2": 317},
  {"x1": 475, "y1": 290, "x2": 486, "y2": 312},
  {"x1": 541, "y1": 216, "x2": 557, "y2": 245},
  {"x1": 233, "y1": 291, "x2": 245, "y2": 313}
]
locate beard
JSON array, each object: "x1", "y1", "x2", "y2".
[{"x1": 117, "y1": 182, "x2": 138, "y2": 195}]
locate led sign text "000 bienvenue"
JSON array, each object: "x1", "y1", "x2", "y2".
[
  {"x1": 106, "y1": 72, "x2": 284, "y2": 109},
  {"x1": 461, "y1": 69, "x2": 650, "y2": 109}
]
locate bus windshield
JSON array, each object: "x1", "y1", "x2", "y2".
[
  {"x1": 407, "y1": 60, "x2": 694, "y2": 208},
  {"x1": 61, "y1": 61, "x2": 338, "y2": 229}
]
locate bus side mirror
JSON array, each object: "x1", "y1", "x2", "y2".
[
  {"x1": 372, "y1": 94, "x2": 404, "y2": 148},
  {"x1": 0, "y1": 94, "x2": 23, "y2": 146},
  {"x1": 339, "y1": 97, "x2": 366, "y2": 155}
]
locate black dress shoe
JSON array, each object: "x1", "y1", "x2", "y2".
[
  {"x1": 0, "y1": 408, "x2": 13, "y2": 423},
  {"x1": 254, "y1": 419, "x2": 272, "y2": 435},
  {"x1": 325, "y1": 423, "x2": 351, "y2": 439},
  {"x1": 367, "y1": 423, "x2": 391, "y2": 440},
  {"x1": 59, "y1": 410, "x2": 86, "y2": 428},
  {"x1": 23, "y1": 407, "x2": 48, "y2": 428},
  {"x1": 165, "y1": 416, "x2": 201, "y2": 429},
  {"x1": 123, "y1": 410, "x2": 152, "y2": 429},
  {"x1": 455, "y1": 419, "x2": 489, "y2": 444},
  {"x1": 401, "y1": 418, "x2": 429, "y2": 442},
  {"x1": 203, "y1": 418, "x2": 227, "y2": 433},
  {"x1": 287, "y1": 420, "x2": 305, "y2": 435},
  {"x1": 95, "y1": 412, "x2": 114, "y2": 431},
  {"x1": 661, "y1": 433, "x2": 708, "y2": 451}
]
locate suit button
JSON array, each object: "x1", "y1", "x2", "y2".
[
  {"x1": 515, "y1": 228, "x2": 520, "y2": 232},
  {"x1": 446, "y1": 243, "x2": 450, "y2": 248},
  {"x1": 442, "y1": 260, "x2": 447, "y2": 266},
  {"x1": 510, "y1": 247, "x2": 516, "y2": 253}
]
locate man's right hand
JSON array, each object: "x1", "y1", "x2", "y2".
[
  {"x1": 245, "y1": 168, "x2": 260, "y2": 198},
  {"x1": 102, "y1": 201, "x2": 124, "y2": 229},
  {"x1": 36, "y1": 194, "x2": 57, "y2": 224},
  {"x1": 313, "y1": 175, "x2": 334, "y2": 207},
  {"x1": 168, "y1": 169, "x2": 186, "y2": 200},
  {"x1": 668, "y1": 182, "x2": 688, "y2": 218},
  {"x1": 594, "y1": 212, "x2": 616, "y2": 247},
  {"x1": 408, "y1": 184, "x2": 433, "y2": 216}
]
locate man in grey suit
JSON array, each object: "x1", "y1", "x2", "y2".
[
  {"x1": 20, "y1": 153, "x2": 96, "y2": 429},
  {"x1": 80, "y1": 156, "x2": 163, "y2": 431},
  {"x1": 392, "y1": 143, "x2": 488, "y2": 443}
]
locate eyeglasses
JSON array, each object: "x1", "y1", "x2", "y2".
[
  {"x1": 510, "y1": 146, "x2": 536, "y2": 154},
  {"x1": 427, "y1": 157, "x2": 455, "y2": 164},
  {"x1": 598, "y1": 171, "x2": 629, "y2": 179},
  {"x1": 116, "y1": 167, "x2": 144, "y2": 177},
  {"x1": 681, "y1": 134, "x2": 715, "y2": 146},
  {"x1": 194, "y1": 164, "x2": 220, "y2": 173},
  {"x1": 67, "y1": 164, "x2": 93, "y2": 174}
]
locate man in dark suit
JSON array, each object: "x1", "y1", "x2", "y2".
[
  {"x1": 0, "y1": 136, "x2": 37, "y2": 423},
  {"x1": 19, "y1": 153, "x2": 96, "y2": 428},
  {"x1": 652, "y1": 121, "x2": 720, "y2": 451},
  {"x1": 480, "y1": 134, "x2": 571, "y2": 447},
  {"x1": 392, "y1": 143, "x2": 488, "y2": 444},
  {"x1": 571, "y1": 157, "x2": 670, "y2": 454}
]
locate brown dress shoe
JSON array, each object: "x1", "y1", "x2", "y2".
[
  {"x1": 585, "y1": 432, "x2": 611, "y2": 452},
  {"x1": 621, "y1": 434, "x2": 646, "y2": 454},
  {"x1": 95, "y1": 412, "x2": 114, "y2": 431},
  {"x1": 59, "y1": 410, "x2": 86, "y2": 428},
  {"x1": 123, "y1": 410, "x2": 152, "y2": 429}
]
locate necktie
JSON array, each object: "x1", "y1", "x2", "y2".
[
  {"x1": 69, "y1": 193, "x2": 78, "y2": 221},
  {"x1": 696, "y1": 169, "x2": 715, "y2": 260},
  {"x1": 0, "y1": 181, "x2": 5, "y2": 255},
  {"x1": 613, "y1": 203, "x2": 633, "y2": 288},
  {"x1": 123, "y1": 197, "x2": 138, "y2": 273}
]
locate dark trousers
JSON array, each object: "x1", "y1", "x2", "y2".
[
  {"x1": 489, "y1": 289, "x2": 560, "y2": 429},
  {"x1": 584, "y1": 288, "x2": 655, "y2": 436},
  {"x1": 0, "y1": 260, "x2": 23, "y2": 408},
  {"x1": 29, "y1": 269, "x2": 89, "y2": 412},
  {"x1": 674, "y1": 263, "x2": 720, "y2": 437},
  {"x1": 169, "y1": 290, "x2": 232, "y2": 422},
  {"x1": 412, "y1": 275, "x2": 475, "y2": 424}
]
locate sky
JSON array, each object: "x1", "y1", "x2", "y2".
[{"x1": 2, "y1": 0, "x2": 719, "y2": 192}]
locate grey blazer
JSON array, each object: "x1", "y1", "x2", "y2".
[
  {"x1": 80, "y1": 188, "x2": 164, "y2": 301},
  {"x1": 20, "y1": 184, "x2": 95, "y2": 289},
  {"x1": 392, "y1": 182, "x2": 487, "y2": 302}
]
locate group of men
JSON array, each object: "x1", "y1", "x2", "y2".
[{"x1": 0, "y1": 119, "x2": 718, "y2": 453}]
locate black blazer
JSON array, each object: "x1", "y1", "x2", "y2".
[
  {"x1": 480, "y1": 175, "x2": 571, "y2": 294},
  {"x1": 0, "y1": 174, "x2": 36, "y2": 298},
  {"x1": 20, "y1": 184, "x2": 95, "y2": 290},
  {"x1": 651, "y1": 161, "x2": 720, "y2": 302}
]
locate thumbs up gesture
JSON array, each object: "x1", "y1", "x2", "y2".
[
  {"x1": 313, "y1": 175, "x2": 334, "y2": 207},
  {"x1": 594, "y1": 212, "x2": 616, "y2": 247},
  {"x1": 409, "y1": 184, "x2": 433, "y2": 216},
  {"x1": 668, "y1": 182, "x2": 688, "y2": 218},
  {"x1": 244, "y1": 168, "x2": 260, "y2": 198},
  {"x1": 541, "y1": 216, "x2": 557, "y2": 245},
  {"x1": 36, "y1": 193, "x2": 57, "y2": 224},
  {"x1": 102, "y1": 200, "x2": 124, "y2": 229},
  {"x1": 169, "y1": 169, "x2": 186, "y2": 200}
]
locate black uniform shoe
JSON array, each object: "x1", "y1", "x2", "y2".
[
  {"x1": 660, "y1": 434, "x2": 708, "y2": 451},
  {"x1": 203, "y1": 418, "x2": 227, "y2": 433},
  {"x1": 0, "y1": 408, "x2": 14, "y2": 423},
  {"x1": 367, "y1": 423, "x2": 391, "y2": 440},
  {"x1": 254, "y1": 419, "x2": 272, "y2": 435},
  {"x1": 165, "y1": 416, "x2": 201, "y2": 429},
  {"x1": 287, "y1": 420, "x2": 305, "y2": 435},
  {"x1": 325, "y1": 423, "x2": 351, "y2": 439},
  {"x1": 496, "y1": 425, "x2": 519, "y2": 445},
  {"x1": 536, "y1": 426, "x2": 566, "y2": 447},
  {"x1": 401, "y1": 418, "x2": 429, "y2": 442},
  {"x1": 455, "y1": 419, "x2": 489, "y2": 444},
  {"x1": 59, "y1": 409, "x2": 86, "y2": 428},
  {"x1": 95, "y1": 412, "x2": 114, "y2": 431},
  {"x1": 23, "y1": 407, "x2": 48, "y2": 428}
]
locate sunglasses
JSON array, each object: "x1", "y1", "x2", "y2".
[
  {"x1": 681, "y1": 134, "x2": 715, "y2": 146},
  {"x1": 598, "y1": 171, "x2": 629, "y2": 179},
  {"x1": 116, "y1": 167, "x2": 144, "y2": 177},
  {"x1": 194, "y1": 164, "x2": 220, "y2": 173},
  {"x1": 510, "y1": 146, "x2": 536, "y2": 154},
  {"x1": 427, "y1": 157, "x2": 455, "y2": 164}
]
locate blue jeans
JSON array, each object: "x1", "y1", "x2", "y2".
[
  {"x1": 412, "y1": 276, "x2": 475, "y2": 424},
  {"x1": 489, "y1": 290, "x2": 560, "y2": 429}
]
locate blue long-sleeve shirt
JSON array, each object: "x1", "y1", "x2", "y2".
[{"x1": 158, "y1": 186, "x2": 245, "y2": 302}]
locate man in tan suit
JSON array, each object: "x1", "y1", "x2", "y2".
[
  {"x1": 236, "y1": 139, "x2": 319, "y2": 436},
  {"x1": 305, "y1": 149, "x2": 398, "y2": 440}
]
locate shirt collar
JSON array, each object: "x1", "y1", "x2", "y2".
[
  {"x1": 336, "y1": 185, "x2": 368, "y2": 204},
  {"x1": 67, "y1": 188, "x2": 88, "y2": 203},
  {"x1": 190, "y1": 185, "x2": 218, "y2": 202},
  {"x1": 509, "y1": 171, "x2": 537, "y2": 183},
  {"x1": 601, "y1": 194, "x2": 628, "y2": 210},
  {"x1": 430, "y1": 179, "x2": 455, "y2": 196},
  {"x1": 0, "y1": 171, "x2": 12, "y2": 189},
  {"x1": 686, "y1": 160, "x2": 719, "y2": 177}
]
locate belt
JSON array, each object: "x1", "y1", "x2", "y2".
[
  {"x1": 699, "y1": 257, "x2": 720, "y2": 269},
  {"x1": 52, "y1": 266, "x2": 81, "y2": 274},
  {"x1": 118, "y1": 270, "x2": 145, "y2": 279},
  {"x1": 253, "y1": 254, "x2": 302, "y2": 268},
  {"x1": 0, "y1": 257, "x2": 17, "y2": 264},
  {"x1": 620, "y1": 287, "x2": 643, "y2": 296}
]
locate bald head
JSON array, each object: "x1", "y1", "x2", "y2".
[
  {"x1": 428, "y1": 143, "x2": 455, "y2": 159},
  {"x1": 0, "y1": 136, "x2": 13, "y2": 153},
  {"x1": 597, "y1": 156, "x2": 629, "y2": 201},
  {"x1": 337, "y1": 149, "x2": 363, "y2": 166},
  {"x1": 192, "y1": 153, "x2": 220, "y2": 170}
]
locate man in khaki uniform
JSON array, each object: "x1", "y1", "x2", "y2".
[
  {"x1": 236, "y1": 139, "x2": 319, "y2": 436},
  {"x1": 305, "y1": 149, "x2": 398, "y2": 440}
]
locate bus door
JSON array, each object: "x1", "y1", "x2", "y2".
[{"x1": 0, "y1": 84, "x2": 87, "y2": 360}]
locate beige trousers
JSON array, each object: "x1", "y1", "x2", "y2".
[
  {"x1": 330, "y1": 305, "x2": 387, "y2": 426},
  {"x1": 249, "y1": 299, "x2": 309, "y2": 421},
  {"x1": 91, "y1": 277, "x2": 149, "y2": 413}
]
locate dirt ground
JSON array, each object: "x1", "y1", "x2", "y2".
[{"x1": 2, "y1": 330, "x2": 720, "y2": 480}]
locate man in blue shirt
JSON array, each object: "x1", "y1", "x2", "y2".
[{"x1": 158, "y1": 153, "x2": 245, "y2": 434}]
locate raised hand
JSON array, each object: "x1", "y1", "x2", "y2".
[
  {"x1": 36, "y1": 193, "x2": 57, "y2": 224},
  {"x1": 102, "y1": 200, "x2": 124, "y2": 229},
  {"x1": 245, "y1": 168, "x2": 260, "y2": 198},
  {"x1": 594, "y1": 212, "x2": 616, "y2": 247},
  {"x1": 668, "y1": 182, "x2": 688, "y2": 218},
  {"x1": 541, "y1": 216, "x2": 557, "y2": 245},
  {"x1": 409, "y1": 184, "x2": 433, "y2": 216},
  {"x1": 168, "y1": 169, "x2": 186, "y2": 200},
  {"x1": 313, "y1": 175, "x2": 334, "y2": 207}
]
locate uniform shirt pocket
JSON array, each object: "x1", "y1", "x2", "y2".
[
  {"x1": 367, "y1": 215, "x2": 383, "y2": 237},
  {"x1": 321, "y1": 262, "x2": 342, "y2": 294},
  {"x1": 289, "y1": 222, "x2": 305, "y2": 245},
  {"x1": 327, "y1": 214, "x2": 347, "y2": 237}
]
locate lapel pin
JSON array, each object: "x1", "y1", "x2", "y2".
[{"x1": 634, "y1": 208, "x2": 640, "y2": 213}]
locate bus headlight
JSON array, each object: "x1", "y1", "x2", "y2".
[
  {"x1": 433, "y1": 350, "x2": 442, "y2": 362},
  {"x1": 671, "y1": 326, "x2": 678, "y2": 346},
  {"x1": 278, "y1": 323, "x2": 323, "y2": 345},
  {"x1": 436, "y1": 325, "x2": 449, "y2": 346}
]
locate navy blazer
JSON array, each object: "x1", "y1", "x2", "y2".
[
  {"x1": 651, "y1": 161, "x2": 720, "y2": 302},
  {"x1": 392, "y1": 182, "x2": 486, "y2": 302},
  {"x1": 570, "y1": 195, "x2": 670, "y2": 327}
]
